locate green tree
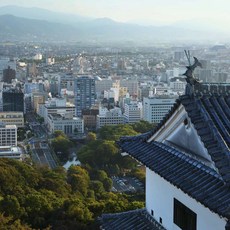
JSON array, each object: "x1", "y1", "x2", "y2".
[
  {"x1": 53, "y1": 130, "x2": 67, "y2": 138},
  {"x1": 52, "y1": 133, "x2": 73, "y2": 161},
  {"x1": 0, "y1": 158, "x2": 145, "y2": 229},
  {"x1": 86, "y1": 132, "x2": 97, "y2": 141},
  {"x1": 103, "y1": 177, "x2": 113, "y2": 192},
  {"x1": 131, "y1": 120, "x2": 156, "y2": 133},
  {"x1": 90, "y1": 181, "x2": 105, "y2": 196},
  {"x1": 98, "y1": 124, "x2": 138, "y2": 141},
  {"x1": 67, "y1": 166, "x2": 90, "y2": 196},
  {"x1": 78, "y1": 140, "x2": 118, "y2": 168},
  {"x1": 0, "y1": 195, "x2": 24, "y2": 219},
  {"x1": 0, "y1": 213, "x2": 32, "y2": 230},
  {"x1": 62, "y1": 198, "x2": 93, "y2": 224}
]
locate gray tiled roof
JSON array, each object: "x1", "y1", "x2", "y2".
[
  {"x1": 100, "y1": 209, "x2": 166, "y2": 230},
  {"x1": 126, "y1": 84, "x2": 230, "y2": 186},
  {"x1": 116, "y1": 83, "x2": 230, "y2": 221},
  {"x1": 117, "y1": 139, "x2": 230, "y2": 219}
]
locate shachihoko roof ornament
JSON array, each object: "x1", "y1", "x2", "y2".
[{"x1": 183, "y1": 50, "x2": 202, "y2": 95}]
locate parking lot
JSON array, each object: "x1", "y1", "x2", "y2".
[{"x1": 111, "y1": 176, "x2": 144, "y2": 193}]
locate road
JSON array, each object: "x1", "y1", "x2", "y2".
[
  {"x1": 111, "y1": 176, "x2": 144, "y2": 193},
  {"x1": 30, "y1": 139, "x2": 57, "y2": 169},
  {"x1": 26, "y1": 112, "x2": 58, "y2": 169}
]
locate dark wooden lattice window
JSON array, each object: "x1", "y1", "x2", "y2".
[{"x1": 174, "y1": 198, "x2": 197, "y2": 230}]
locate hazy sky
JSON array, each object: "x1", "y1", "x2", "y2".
[{"x1": 0, "y1": 0, "x2": 230, "y2": 26}]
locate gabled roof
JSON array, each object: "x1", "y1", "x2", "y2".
[
  {"x1": 99, "y1": 209, "x2": 166, "y2": 230},
  {"x1": 117, "y1": 138, "x2": 230, "y2": 219},
  {"x1": 118, "y1": 83, "x2": 230, "y2": 219},
  {"x1": 130, "y1": 84, "x2": 230, "y2": 185}
]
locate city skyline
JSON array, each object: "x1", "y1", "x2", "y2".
[{"x1": 0, "y1": 0, "x2": 229, "y2": 29}]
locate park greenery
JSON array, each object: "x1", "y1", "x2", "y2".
[
  {"x1": 77, "y1": 122, "x2": 154, "y2": 179},
  {"x1": 51, "y1": 131, "x2": 73, "y2": 162},
  {"x1": 0, "y1": 159, "x2": 144, "y2": 229},
  {"x1": 0, "y1": 121, "x2": 153, "y2": 228}
]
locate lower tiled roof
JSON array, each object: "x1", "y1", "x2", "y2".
[
  {"x1": 99, "y1": 208, "x2": 166, "y2": 230},
  {"x1": 117, "y1": 139, "x2": 230, "y2": 219}
]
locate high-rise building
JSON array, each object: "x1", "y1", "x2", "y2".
[
  {"x1": 58, "y1": 74, "x2": 74, "y2": 96},
  {"x1": 3, "y1": 88, "x2": 24, "y2": 113},
  {"x1": 32, "y1": 92, "x2": 47, "y2": 113},
  {"x1": 0, "y1": 58, "x2": 16, "y2": 80},
  {"x1": 74, "y1": 75, "x2": 95, "y2": 117},
  {"x1": 3, "y1": 66, "x2": 16, "y2": 83}
]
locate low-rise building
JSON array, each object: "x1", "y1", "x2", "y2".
[
  {"x1": 0, "y1": 123, "x2": 17, "y2": 146},
  {"x1": 124, "y1": 102, "x2": 142, "y2": 124},
  {"x1": 38, "y1": 98, "x2": 75, "y2": 125},
  {"x1": 0, "y1": 146, "x2": 22, "y2": 160},
  {"x1": 143, "y1": 96, "x2": 176, "y2": 124},
  {"x1": 170, "y1": 79, "x2": 186, "y2": 92},
  {"x1": 82, "y1": 108, "x2": 99, "y2": 130},
  {"x1": 0, "y1": 112, "x2": 24, "y2": 128},
  {"x1": 96, "y1": 107, "x2": 124, "y2": 129},
  {"x1": 47, "y1": 113, "x2": 84, "y2": 135}
]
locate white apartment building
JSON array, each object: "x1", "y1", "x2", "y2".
[
  {"x1": 38, "y1": 98, "x2": 75, "y2": 125},
  {"x1": 0, "y1": 124, "x2": 17, "y2": 146},
  {"x1": 143, "y1": 97, "x2": 176, "y2": 124},
  {"x1": 153, "y1": 84, "x2": 170, "y2": 95},
  {"x1": 0, "y1": 146, "x2": 22, "y2": 160},
  {"x1": 124, "y1": 102, "x2": 142, "y2": 124},
  {"x1": 170, "y1": 79, "x2": 186, "y2": 92},
  {"x1": 47, "y1": 113, "x2": 84, "y2": 135},
  {"x1": 97, "y1": 107, "x2": 124, "y2": 129},
  {"x1": 0, "y1": 112, "x2": 24, "y2": 128}
]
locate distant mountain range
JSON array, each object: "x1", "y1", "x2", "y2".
[{"x1": 0, "y1": 5, "x2": 228, "y2": 43}]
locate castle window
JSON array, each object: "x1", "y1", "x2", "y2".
[
  {"x1": 159, "y1": 217, "x2": 162, "y2": 224},
  {"x1": 174, "y1": 198, "x2": 196, "y2": 230}
]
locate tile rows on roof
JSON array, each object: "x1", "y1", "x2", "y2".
[
  {"x1": 117, "y1": 139, "x2": 230, "y2": 219},
  {"x1": 99, "y1": 208, "x2": 166, "y2": 230},
  {"x1": 194, "y1": 83, "x2": 230, "y2": 96}
]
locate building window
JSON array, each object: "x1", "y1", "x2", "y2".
[
  {"x1": 151, "y1": 210, "x2": 154, "y2": 216},
  {"x1": 159, "y1": 217, "x2": 162, "y2": 224},
  {"x1": 174, "y1": 198, "x2": 196, "y2": 230}
]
